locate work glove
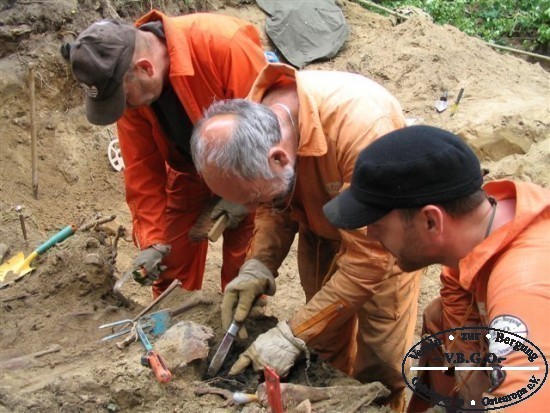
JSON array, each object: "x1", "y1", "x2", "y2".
[
  {"x1": 132, "y1": 244, "x2": 171, "y2": 286},
  {"x1": 229, "y1": 321, "x2": 307, "y2": 377},
  {"x1": 222, "y1": 259, "x2": 276, "y2": 339},
  {"x1": 210, "y1": 198, "x2": 249, "y2": 229}
]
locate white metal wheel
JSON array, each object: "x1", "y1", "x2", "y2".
[{"x1": 107, "y1": 138, "x2": 125, "y2": 172}]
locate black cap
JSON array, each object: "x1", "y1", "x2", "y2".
[
  {"x1": 69, "y1": 20, "x2": 135, "y2": 126},
  {"x1": 323, "y1": 125, "x2": 483, "y2": 229}
]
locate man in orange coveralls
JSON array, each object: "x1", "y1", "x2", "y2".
[
  {"x1": 190, "y1": 63, "x2": 423, "y2": 411},
  {"x1": 324, "y1": 125, "x2": 550, "y2": 412},
  {"x1": 66, "y1": 11, "x2": 268, "y2": 295}
]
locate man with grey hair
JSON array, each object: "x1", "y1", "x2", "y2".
[
  {"x1": 192, "y1": 99, "x2": 295, "y2": 204},
  {"x1": 191, "y1": 63, "x2": 423, "y2": 412}
]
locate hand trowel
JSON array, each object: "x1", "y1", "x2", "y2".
[{"x1": 435, "y1": 91, "x2": 449, "y2": 113}]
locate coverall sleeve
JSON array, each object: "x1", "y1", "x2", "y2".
[
  {"x1": 247, "y1": 204, "x2": 298, "y2": 277},
  {"x1": 117, "y1": 109, "x2": 168, "y2": 249},
  {"x1": 290, "y1": 230, "x2": 397, "y2": 341},
  {"x1": 482, "y1": 220, "x2": 550, "y2": 411}
]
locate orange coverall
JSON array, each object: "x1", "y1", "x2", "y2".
[
  {"x1": 408, "y1": 180, "x2": 550, "y2": 412},
  {"x1": 116, "y1": 11, "x2": 267, "y2": 296},
  {"x1": 247, "y1": 64, "x2": 423, "y2": 409}
]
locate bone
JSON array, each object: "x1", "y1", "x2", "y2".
[
  {"x1": 257, "y1": 381, "x2": 390, "y2": 410},
  {"x1": 195, "y1": 385, "x2": 234, "y2": 406},
  {"x1": 154, "y1": 320, "x2": 214, "y2": 369},
  {"x1": 0, "y1": 243, "x2": 9, "y2": 263},
  {"x1": 1, "y1": 344, "x2": 61, "y2": 370},
  {"x1": 194, "y1": 385, "x2": 258, "y2": 407},
  {"x1": 289, "y1": 399, "x2": 312, "y2": 413}
]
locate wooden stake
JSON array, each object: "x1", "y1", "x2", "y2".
[{"x1": 29, "y1": 63, "x2": 38, "y2": 199}]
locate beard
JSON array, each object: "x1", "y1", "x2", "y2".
[
  {"x1": 381, "y1": 220, "x2": 435, "y2": 273},
  {"x1": 392, "y1": 245, "x2": 434, "y2": 273},
  {"x1": 270, "y1": 167, "x2": 297, "y2": 210},
  {"x1": 393, "y1": 254, "x2": 431, "y2": 272}
]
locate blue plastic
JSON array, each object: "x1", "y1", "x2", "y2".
[
  {"x1": 264, "y1": 51, "x2": 279, "y2": 63},
  {"x1": 136, "y1": 324, "x2": 153, "y2": 352}
]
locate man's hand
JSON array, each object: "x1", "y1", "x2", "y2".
[
  {"x1": 222, "y1": 259, "x2": 275, "y2": 339},
  {"x1": 132, "y1": 244, "x2": 171, "y2": 286},
  {"x1": 229, "y1": 321, "x2": 306, "y2": 377},
  {"x1": 210, "y1": 199, "x2": 249, "y2": 229}
]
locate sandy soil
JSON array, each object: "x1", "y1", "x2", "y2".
[{"x1": 0, "y1": 0, "x2": 548, "y2": 412}]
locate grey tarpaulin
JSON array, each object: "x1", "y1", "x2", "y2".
[{"x1": 256, "y1": 0, "x2": 349, "y2": 69}]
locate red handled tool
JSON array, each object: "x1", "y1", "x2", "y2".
[
  {"x1": 142, "y1": 349, "x2": 172, "y2": 384},
  {"x1": 135, "y1": 323, "x2": 171, "y2": 383},
  {"x1": 264, "y1": 365, "x2": 284, "y2": 413}
]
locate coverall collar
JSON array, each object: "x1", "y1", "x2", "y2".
[
  {"x1": 249, "y1": 63, "x2": 328, "y2": 158},
  {"x1": 457, "y1": 180, "x2": 549, "y2": 291}
]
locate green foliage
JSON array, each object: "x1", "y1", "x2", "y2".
[{"x1": 381, "y1": 0, "x2": 549, "y2": 53}]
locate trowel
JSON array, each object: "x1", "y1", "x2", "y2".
[{"x1": 435, "y1": 91, "x2": 449, "y2": 113}]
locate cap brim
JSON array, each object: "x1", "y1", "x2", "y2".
[
  {"x1": 323, "y1": 188, "x2": 391, "y2": 230},
  {"x1": 85, "y1": 83, "x2": 125, "y2": 126}
]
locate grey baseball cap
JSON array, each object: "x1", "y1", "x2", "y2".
[{"x1": 70, "y1": 20, "x2": 135, "y2": 125}]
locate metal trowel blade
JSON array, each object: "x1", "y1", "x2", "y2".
[{"x1": 435, "y1": 91, "x2": 449, "y2": 113}]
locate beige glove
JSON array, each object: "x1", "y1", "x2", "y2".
[
  {"x1": 210, "y1": 199, "x2": 249, "y2": 229},
  {"x1": 222, "y1": 259, "x2": 276, "y2": 339},
  {"x1": 229, "y1": 321, "x2": 307, "y2": 377}
]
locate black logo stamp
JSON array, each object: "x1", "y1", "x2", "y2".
[{"x1": 402, "y1": 326, "x2": 548, "y2": 411}]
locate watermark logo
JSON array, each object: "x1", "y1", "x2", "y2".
[{"x1": 402, "y1": 326, "x2": 548, "y2": 411}]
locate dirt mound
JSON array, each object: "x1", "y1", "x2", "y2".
[
  {"x1": 0, "y1": 224, "x2": 376, "y2": 413},
  {"x1": 0, "y1": 0, "x2": 548, "y2": 412},
  {"x1": 314, "y1": 4, "x2": 549, "y2": 184}
]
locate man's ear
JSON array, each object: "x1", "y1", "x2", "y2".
[
  {"x1": 267, "y1": 147, "x2": 291, "y2": 173},
  {"x1": 135, "y1": 58, "x2": 154, "y2": 76},
  {"x1": 420, "y1": 205, "x2": 444, "y2": 236}
]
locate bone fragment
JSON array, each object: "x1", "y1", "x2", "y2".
[{"x1": 257, "y1": 381, "x2": 391, "y2": 410}]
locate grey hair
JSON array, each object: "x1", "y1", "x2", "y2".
[{"x1": 191, "y1": 99, "x2": 282, "y2": 180}]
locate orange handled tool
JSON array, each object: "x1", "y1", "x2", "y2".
[
  {"x1": 136, "y1": 323, "x2": 172, "y2": 383},
  {"x1": 142, "y1": 350, "x2": 172, "y2": 384}
]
